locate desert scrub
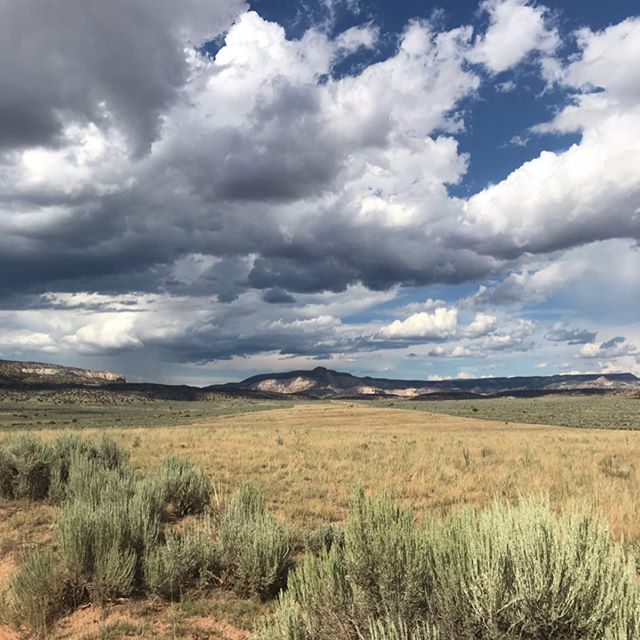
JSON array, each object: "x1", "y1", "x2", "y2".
[
  {"x1": 367, "y1": 618, "x2": 441, "y2": 640},
  {"x1": 219, "y1": 483, "x2": 292, "y2": 599},
  {"x1": 151, "y1": 457, "x2": 212, "y2": 518},
  {"x1": 0, "y1": 547, "x2": 70, "y2": 637},
  {"x1": 55, "y1": 468, "x2": 161, "y2": 603},
  {"x1": 0, "y1": 432, "x2": 130, "y2": 502},
  {"x1": 427, "y1": 500, "x2": 638, "y2": 638},
  {"x1": 0, "y1": 434, "x2": 52, "y2": 500},
  {"x1": 260, "y1": 494, "x2": 640, "y2": 640},
  {"x1": 144, "y1": 520, "x2": 220, "y2": 600}
]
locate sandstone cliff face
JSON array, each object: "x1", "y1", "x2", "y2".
[{"x1": 0, "y1": 359, "x2": 125, "y2": 386}]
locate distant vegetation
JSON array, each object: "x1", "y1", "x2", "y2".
[
  {"x1": 392, "y1": 395, "x2": 640, "y2": 430},
  {"x1": 0, "y1": 391, "x2": 294, "y2": 431}
]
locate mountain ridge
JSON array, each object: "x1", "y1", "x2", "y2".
[
  {"x1": 216, "y1": 365, "x2": 640, "y2": 398},
  {"x1": 1, "y1": 358, "x2": 638, "y2": 400}
]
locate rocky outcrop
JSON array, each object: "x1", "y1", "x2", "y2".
[{"x1": 0, "y1": 359, "x2": 125, "y2": 386}]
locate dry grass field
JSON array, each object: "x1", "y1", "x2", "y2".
[{"x1": 3, "y1": 400, "x2": 640, "y2": 639}]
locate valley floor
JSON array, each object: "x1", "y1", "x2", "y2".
[{"x1": 2, "y1": 401, "x2": 640, "y2": 638}]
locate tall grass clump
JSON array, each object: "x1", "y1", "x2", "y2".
[
  {"x1": 260, "y1": 493, "x2": 640, "y2": 640},
  {"x1": 151, "y1": 457, "x2": 211, "y2": 518},
  {"x1": 144, "y1": 520, "x2": 220, "y2": 600},
  {"x1": 219, "y1": 483, "x2": 291, "y2": 599},
  {"x1": 0, "y1": 547, "x2": 70, "y2": 637}
]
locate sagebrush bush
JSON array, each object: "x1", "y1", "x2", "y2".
[
  {"x1": 56, "y1": 471, "x2": 160, "y2": 603},
  {"x1": 0, "y1": 547, "x2": 70, "y2": 637},
  {"x1": 427, "y1": 500, "x2": 638, "y2": 639},
  {"x1": 151, "y1": 457, "x2": 212, "y2": 518},
  {"x1": 0, "y1": 432, "x2": 130, "y2": 503},
  {"x1": 220, "y1": 483, "x2": 291, "y2": 599},
  {"x1": 144, "y1": 520, "x2": 220, "y2": 600},
  {"x1": 344, "y1": 489, "x2": 431, "y2": 623},
  {"x1": 0, "y1": 435, "x2": 52, "y2": 500},
  {"x1": 260, "y1": 494, "x2": 640, "y2": 640}
]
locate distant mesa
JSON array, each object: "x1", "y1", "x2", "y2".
[
  {"x1": 216, "y1": 366, "x2": 640, "y2": 399},
  {"x1": 1, "y1": 357, "x2": 638, "y2": 400},
  {"x1": 0, "y1": 358, "x2": 125, "y2": 386}
]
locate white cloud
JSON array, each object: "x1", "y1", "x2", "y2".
[
  {"x1": 378, "y1": 307, "x2": 458, "y2": 340},
  {"x1": 465, "y1": 312, "x2": 497, "y2": 337},
  {"x1": 469, "y1": 0, "x2": 558, "y2": 73}
]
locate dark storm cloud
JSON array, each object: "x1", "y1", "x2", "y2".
[
  {"x1": 545, "y1": 325, "x2": 597, "y2": 345},
  {"x1": 1, "y1": 5, "x2": 640, "y2": 371},
  {"x1": 0, "y1": 0, "x2": 244, "y2": 152},
  {"x1": 261, "y1": 288, "x2": 297, "y2": 304},
  {"x1": 601, "y1": 336, "x2": 626, "y2": 350}
]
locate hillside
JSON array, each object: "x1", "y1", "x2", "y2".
[
  {"x1": 2, "y1": 357, "x2": 638, "y2": 400},
  {"x1": 214, "y1": 366, "x2": 640, "y2": 399},
  {"x1": 0, "y1": 358, "x2": 125, "y2": 386}
]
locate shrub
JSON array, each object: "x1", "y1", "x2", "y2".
[
  {"x1": 144, "y1": 520, "x2": 220, "y2": 600},
  {"x1": 344, "y1": 490, "x2": 431, "y2": 623},
  {"x1": 1, "y1": 547, "x2": 70, "y2": 637},
  {"x1": 56, "y1": 471, "x2": 160, "y2": 602},
  {"x1": 259, "y1": 546, "x2": 353, "y2": 639},
  {"x1": 0, "y1": 448, "x2": 17, "y2": 499},
  {"x1": 152, "y1": 457, "x2": 211, "y2": 518},
  {"x1": 219, "y1": 483, "x2": 291, "y2": 599},
  {"x1": 261, "y1": 495, "x2": 640, "y2": 640},
  {"x1": 428, "y1": 500, "x2": 639, "y2": 638},
  {"x1": 0, "y1": 435, "x2": 53, "y2": 500},
  {"x1": 0, "y1": 433, "x2": 130, "y2": 503}
]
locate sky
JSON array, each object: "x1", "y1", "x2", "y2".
[{"x1": 0, "y1": 0, "x2": 639, "y2": 385}]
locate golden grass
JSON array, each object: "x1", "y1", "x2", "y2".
[
  {"x1": 4, "y1": 401, "x2": 640, "y2": 539},
  {"x1": 4, "y1": 400, "x2": 640, "y2": 639}
]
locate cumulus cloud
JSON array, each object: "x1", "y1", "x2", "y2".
[
  {"x1": 378, "y1": 308, "x2": 458, "y2": 340},
  {"x1": 579, "y1": 336, "x2": 638, "y2": 360},
  {"x1": 465, "y1": 312, "x2": 497, "y2": 338},
  {"x1": 0, "y1": 0, "x2": 245, "y2": 152},
  {"x1": 0, "y1": 3, "x2": 638, "y2": 376},
  {"x1": 468, "y1": 0, "x2": 558, "y2": 73}
]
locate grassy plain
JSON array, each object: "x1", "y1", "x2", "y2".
[
  {"x1": 375, "y1": 394, "x2": 640, "y2": 430},
  {"x1": 2, "y1": 398, "x2": 640, "y2": 638}
]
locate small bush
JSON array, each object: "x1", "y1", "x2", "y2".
[
  {"x1": 1, "y1": 547, "x2": 70, "y2": 637},
  {"x1": 261, "y1": 495, "x2": 640, "y2": 640},
  {"x1": 0, "y1": 435, "x2": 52, "y2": 500},
  {"x1": 0, "y1": 433, "x2": 130, "y2": 503},
  {"x1": 219, "y1": 483, "x2": 291, "y2": 599},
  {"x1": 144, "y1": 520, "x2": 220, "y2": 600},
  {"x1": 56, "y1": 472, "x2": 160, "y2": 602},
  {"x1": 344, "y1": 490, "x2": 431, "y2": 623},
  {"x1": 152, "y1": 457, "x2": 211, "y2": 518}
]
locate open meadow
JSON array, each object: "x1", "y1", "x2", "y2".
[{"x1": 2, "y1": 398, "x2": 640, "y2": 639}]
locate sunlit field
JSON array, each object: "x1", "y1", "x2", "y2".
[{"x1": 2, "y1": 400, "x2": 640, "y2": 639}]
